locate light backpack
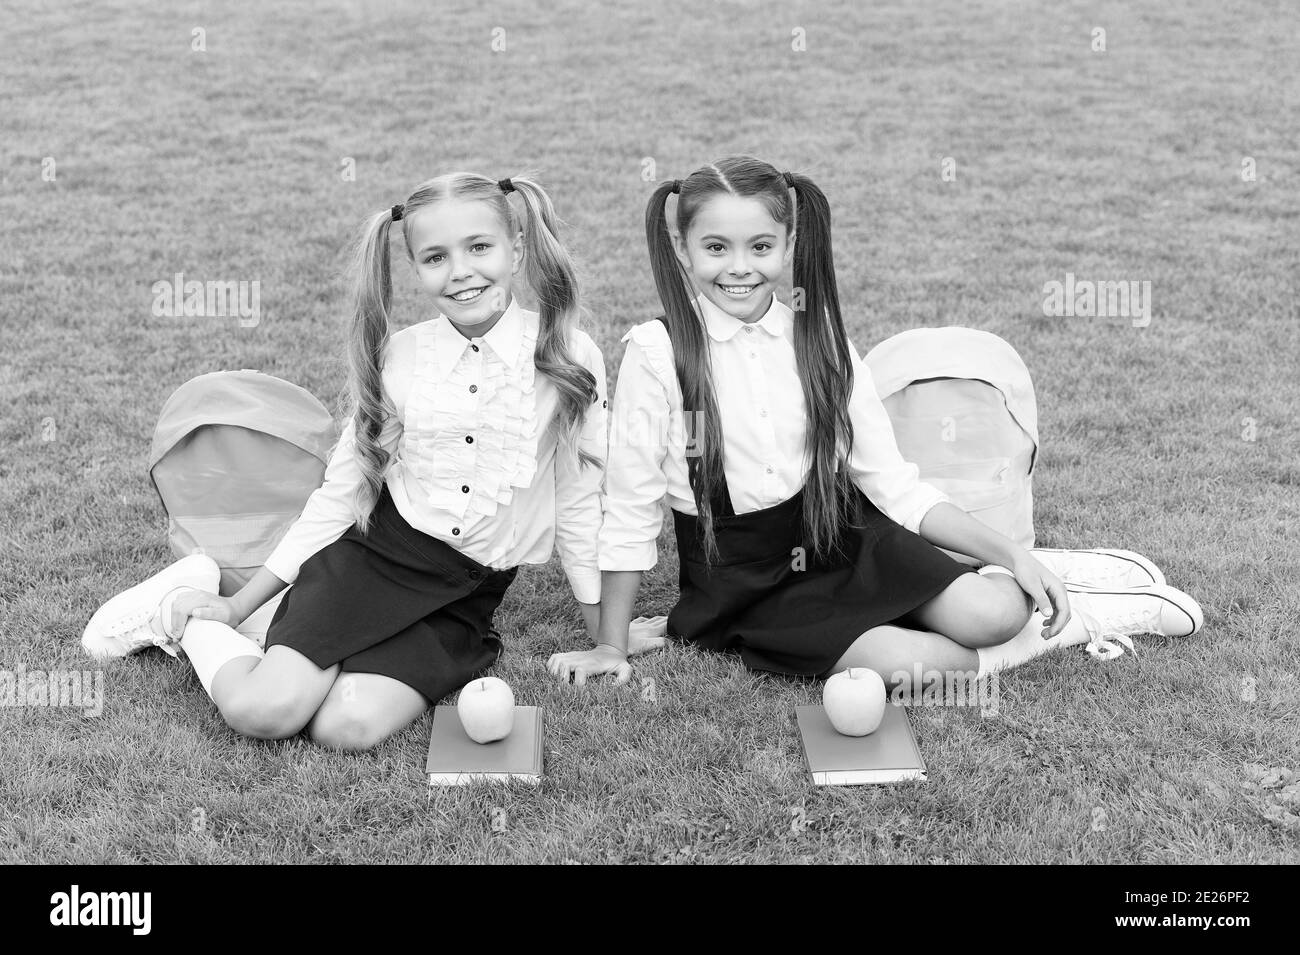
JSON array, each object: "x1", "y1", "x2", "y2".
[
  {"x1": 148, "y1": 370, "x2": 339, "y2": 597},
  {"x1": 864, "y1": 327, "x2": 1038, "y2": 565}
]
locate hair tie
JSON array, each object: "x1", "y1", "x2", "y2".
[
  {"x1": 670, "y1": 179, "x2": 682, "y2": 195},
  {"x1": 498, "y1": 178, "x2": 515, "y2": 194},
  {"x1": 390, "y1": 203, "x2": 405, "y2": 222},
  {"x1": 782, "y1": 171, "x2": 795, "y2": 189}
]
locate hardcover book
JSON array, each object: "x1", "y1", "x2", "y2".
[
  {"x1": 795, "y1": 703, "x2": 927, "y2": 786},
  {"x1": 426, "y1": 705, "x2": 544, "y2": 786}
]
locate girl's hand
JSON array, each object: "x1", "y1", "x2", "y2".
[
  {"x1": 628, "y1": 615, "x2": 668, "y2": 656},
  {"x1": 1009, "y1": 553, "x2": 1071, "y2": 638},
  {"x1": 546, "y1": 645, "x2": 632, "y2": 686},
  {"x1": 167, "y1": 589, "x2": 243, "y2": 637}
]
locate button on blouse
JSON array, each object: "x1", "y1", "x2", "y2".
[
  {"x1": 265, "y1": 299, "x2": 608, "y2": 603},
  {"x1": 598, "y1": 294, "x2": 948, "y2": 572}
]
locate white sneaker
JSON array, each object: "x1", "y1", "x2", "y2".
[
  {"x1": 1030, "y1": 548, "x2": 1166, "y2": 588},
  {"x1": 1065, "y1": 583, "x2": 1204, "y2": 660},
  {"x1": 628, "y1": 615, "x2": 669, "y2": 656},
  {"x1": 82, "y1": 554, "x2": 221, "y2": 660}
]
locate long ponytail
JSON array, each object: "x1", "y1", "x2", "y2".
[
  {"x1": 509, "y1": 176, "x2": 600, "y2": 467},
  {"x1": 345, "y1": 206, "x2": 400, "y2": 535},
  {"x1": 786, "y1": 171, "x2": 860, "y2": 559},
  {"x1": 645, "y1": 180, "x2": 728, "y2": 562}
]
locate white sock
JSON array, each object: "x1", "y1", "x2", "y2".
[
  {"x1": 233, "y1": 590, "x2": 288, "y2": 649},
  {"x1": 975, "y1": 565, "x2": 1092, "y2": 677},
  {"x1": 180, "y1": 619, "x2": 264, "y2": 697},
  {"x1": 977, "y1": 563, "x2": 1014, "y2": 578},
  {"x1": 977, "y1": 612, "x2": 1055, "y2": 677}
]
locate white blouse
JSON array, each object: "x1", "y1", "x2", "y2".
[
  {"x1": 265, "y1": 298, "x2": 607, "y2": 603},
  {"x1": 598, "y1": 294, "x2": 948, "y2": 572}
]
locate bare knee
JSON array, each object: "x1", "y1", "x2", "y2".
[
  {"x1": 831, "y1": 625, "x2": 941, "y2": 683},
  {"x1": 964, "y1": 575, "x2": 1032, "y2": 647},
  {"x1": 220, "y1": 687, "x2": 312, "y2": 740},
  {"x1": 308, "y1": 705, "x2": 391, "y2": 752}
]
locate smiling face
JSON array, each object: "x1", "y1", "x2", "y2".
[
  {"x1": 674, "y1": 193, "x2": 795, "y2": 323},
  {"x1": 407, "y1": 198, "x2": 521, "y2": 336}
]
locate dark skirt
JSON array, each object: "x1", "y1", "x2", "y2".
[
  {"x1": 668, "y1": 488, "x2": 974, "y2": 677},
  {"x1": 264, "y1": 484, "x2": 517, "y2": 703}
]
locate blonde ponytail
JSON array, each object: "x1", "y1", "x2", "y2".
[{"x1": 344, "y1": 206, "x2": 400, "y2": 534}]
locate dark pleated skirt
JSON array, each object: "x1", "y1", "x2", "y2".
[
  {"x1": 265, "y1": 485, "x2": 517, "y2": 703},
  {"x1": 668, "y1": 488, "x2": 974, "y2": 677}
]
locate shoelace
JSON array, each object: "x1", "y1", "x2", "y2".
[
  {"x1": 101, "y1": 606, "x2": 177, "y2": 655},
  {"x1": 1061, "y1": 557, "x2": 1145, "y2": 589},
  {"x1": 1079, "y1": 600, "x2": 1162, "y2": 661}
]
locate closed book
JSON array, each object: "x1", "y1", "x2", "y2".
[
  {"x1": 795, "y1": 703, "x2": 927, "y2": 786},
  {"x1": 426, "y1": 705, "x2": 544, "y2": 786}
]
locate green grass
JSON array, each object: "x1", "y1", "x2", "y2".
[{"x1": 2, "y1": 0, "x2": 1298, "y2": 863}]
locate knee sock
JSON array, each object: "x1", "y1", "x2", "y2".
[
  {"x1": 975, "y1": 565, "x2": 1092, "y2": 678},
  {"x1": 233, "y1": 590, "x2": 287, "y2": 649},
  {"x1": 180, "y1": 619, "x2": 264, "y2": 697}
]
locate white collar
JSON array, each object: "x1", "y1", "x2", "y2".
[
  {"x1": 431, "y1": 296, "x2": 526, "y2": 380},
  {"x1": 695, "y1": 293, "x2": 792, "y2": 342}
]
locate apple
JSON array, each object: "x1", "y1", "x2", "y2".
[
  {"x1": 457, "y1": 677, "x2": 515, "y2": 743},
  {"x1": 822, "y1": 668, "x2": 887, "y2": 737}
]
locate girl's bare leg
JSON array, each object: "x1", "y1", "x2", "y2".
[
  {"x1": 206, "y1": 644, "x2": 341, "y2": 740},
  {"x1": 307, "y1": 672, "x2": 428, "y2": 752},
  {"x1": 831, "y1": 573, "x2": 1033, "y2": 683}
]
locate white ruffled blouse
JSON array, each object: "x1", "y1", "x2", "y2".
[{"x1": 265, "y1": 298, "x2": 607, "y2": 603}]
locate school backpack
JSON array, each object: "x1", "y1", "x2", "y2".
[
  {"x1": 148, "y1": 370, "x2": 339, "y2": 597},
  {"x1": 864, "y1": 327, "x2": 1038, "y2": 565}
]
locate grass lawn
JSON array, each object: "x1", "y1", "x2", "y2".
[{"x1": 2, "y1": 0, "x2": 1298, "y2": 863}]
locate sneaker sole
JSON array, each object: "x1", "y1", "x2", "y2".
[
  {"x1": 1063, "y1": 583, "x2": 1203, "y2": 637},
  {"x1": 1033, "y1": 547, "x2": 1166, "y2": 586}
]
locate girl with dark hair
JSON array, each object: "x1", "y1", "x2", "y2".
[{"x1": 548, "y1": 156, "x2": 1202, "y2": 688}]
